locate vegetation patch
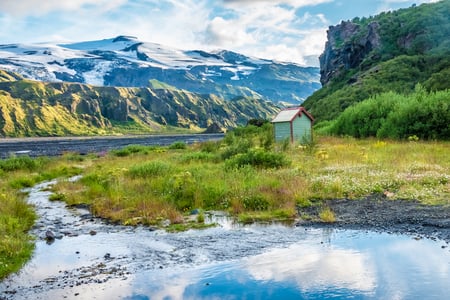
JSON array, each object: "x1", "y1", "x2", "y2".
[{"x1": 319, "y1": 206, "x2": 336, "y2": 223}]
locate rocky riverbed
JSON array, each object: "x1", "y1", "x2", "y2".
[
  {"x1": 0, "y1": 133, "x2": 224, "y2": 158},
  {"x1": 297, "y1": 195, "x2": 450, "y2": 243}
]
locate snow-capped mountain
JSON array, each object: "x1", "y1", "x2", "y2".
[{"x1": 0, "y1": 35, "x2": 320, "y2": 104}]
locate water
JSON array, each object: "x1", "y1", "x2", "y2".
[{"x1": 1, "y1": 181, "x2": 449, "y2": 300}]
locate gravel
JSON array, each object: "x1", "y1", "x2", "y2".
[{"x1": 297, "y1": 194, "x2": 450, "y2": 242}]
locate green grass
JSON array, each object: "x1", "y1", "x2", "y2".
[{"x1": 52, "y1": 129, "x2": 450, "y2": 231}]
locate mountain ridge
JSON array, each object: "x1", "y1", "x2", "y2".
[
  {"x1": 0, "y1": 36, "x2": 320, "y2": 105},
  {"x1": 0, "y1": 69, "x2": 279, "y2": 137}
]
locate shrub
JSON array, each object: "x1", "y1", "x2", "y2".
[
  {"x1": 168, "y1": 141, "x2": 187, "y2": 150},
  {"x1": 49, "y1": 193, "x2": 66, "y2": 201},
  {"x1": 167, "y1": 171, "x2": 197, "y2": 210},
  {"x1": 199, "y1": 140, "x2": 221, "y2": 153},
  {"x1": 0, "y1": 156, "x2": 46, "y2": 172},
  {"x1": 9, "y1": 177, "x2": 35, "y2": 189},
  {"x1": 110, "y1": 148, "x2": 131, "y2": 157},
  {"x1": 220, "y1": 138, "x2": 253, "y2": 160},
  {"x1": 225, "y1": 150, "x2": 290, "y2": 169}
]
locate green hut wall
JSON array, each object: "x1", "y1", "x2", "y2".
[
  {"x1": 291, "y1": 113, "x2": 312, "y2": 143},
  {"x1": 272, "y1": 107, "x2": 313, "y2": 143}
]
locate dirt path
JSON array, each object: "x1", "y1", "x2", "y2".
[{"x1": 297, "y1": 195, "x2": 450, "y2": 242}]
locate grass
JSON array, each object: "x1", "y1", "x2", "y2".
[
  {"x1": 1, "y1": 126, "x2": 449, "y2": 279},
  {"x1": 51, "y1": 131, "x2": 450, "y2": 230},
  {"x1": 319, "y1": 206, "x2": 336, "y2": 223}
]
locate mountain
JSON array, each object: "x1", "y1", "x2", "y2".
[
  {"x1": 0, "y1": 69, "x2": 279, "y2": 137},
  {"x1": 303, "y1": 0, "x2": 450, "y2": 122},
  {"x1": 0, "y1": 36, "x2": 320, "y2": 105}
]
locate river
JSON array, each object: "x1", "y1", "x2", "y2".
[
  {"x1": 0, "y1": 179, "x2": 449, "y2": 299},
  {"x1": 0, "y1": 133, "x2": 224, "y2": 158}
]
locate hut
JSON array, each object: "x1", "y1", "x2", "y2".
[{"x1": 271, "y1": 107, "x2": 314, "y2": 143}]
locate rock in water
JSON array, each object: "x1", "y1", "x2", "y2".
[{"x1": 45, "y1": 230, "x2": 55, "y2": 242}]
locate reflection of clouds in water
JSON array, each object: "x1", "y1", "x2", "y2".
[
  {"x1": 371, "y1": 238, "x2": 450, "y2": 300},
  {"x1": 243, "y1": 243, "x2": 376, "y2": 292},
  {"x1": 388, "y1": 239, "x2": 450, "y2": 276},
  {"x1": 146, "y1": 277, "x2": 192, "y2": 300},
  {"x1": 129, "y1": 264, "x2": 236, "y2": 300}
]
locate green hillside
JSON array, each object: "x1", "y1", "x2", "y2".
[
  {"x1": 0, "y1": 70, "x2": 279, "y2": 137},
  {"x1": 303, "y1": 0, "x2": 450, "y2": 135}
]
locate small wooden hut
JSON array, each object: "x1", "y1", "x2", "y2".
[{"x1": 271, "y1": 107, "x2": 314, "y2": 143}]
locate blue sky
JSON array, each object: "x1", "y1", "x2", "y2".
[{"x1": 0, "y1": 0, "x2": 439, "y2": 66}]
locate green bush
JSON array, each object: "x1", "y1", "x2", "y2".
[
  {"x1": 168, "y1": 141, "x2": 187, "y2": 150},
  {"x1": 0, "y1": 156, "x2": 46, "y2": 172},
  {"x1": 9, "y1": 177, "x2": 35, "y2": 189},
  {"x1": 242, "y1": 195, "x2": 269, "y2": 211},
  {"x1": 225, "y1": 149, "x2": 290, "y2": 169},
  {"x1": 220, "y1": 138, "x2": 253, "y2": 160},
  {"x1": 326, "y1": 86, "x2": 450, "y2": 140},
  {"x1": 167, "y1": 171, "x2": 197, "y2": 210},
  {"x1": 110, "y1": 148, "x2": 131, "y2": 157},
  {"x1": 199, "y1": 141, "x2": 221, "y2": 153},
  {"x1": 110, "y1": 144, "x2": 157, "y2": 157}
]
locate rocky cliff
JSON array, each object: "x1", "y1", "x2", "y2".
[{"x1": 320, "y1": 21, "x2": 381, "y2": 85}]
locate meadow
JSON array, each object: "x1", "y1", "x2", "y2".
[{"x1": 1, "y1": 124, "x2": 449, "y2": 279}]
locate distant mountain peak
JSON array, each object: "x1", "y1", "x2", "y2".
[
  {"x1": 112, "y1": 35, "x2": 138, "y2": 43},
  {"x1": 0, "y1": 36, "x2": 320, "y2": 104}
]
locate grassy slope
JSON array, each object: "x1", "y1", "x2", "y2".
[{"x1": 303, "y1": 0, "x2": 450, "y2": 122}]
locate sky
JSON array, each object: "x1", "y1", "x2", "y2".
[{"x1": 0, "y1": 0, "x2": 440, "y2": 66}]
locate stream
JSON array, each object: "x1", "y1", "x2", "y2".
[{"x1": 1, "y1": 180, "x2": 449, "y2": 299}]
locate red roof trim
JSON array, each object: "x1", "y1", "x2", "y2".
[{"x1": 284, "y1": 107, "x2": 314, "y2": 123}]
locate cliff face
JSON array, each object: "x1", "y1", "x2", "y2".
[
  {"x1": 0, "y1": 70, "x2": 279, "y2": 137},
  {"x1": 319, "y1": 21, "x2": 381, "y2": 85},
  {"x1": 303, "y1": 0, "x2": 450, "y2": 122}
]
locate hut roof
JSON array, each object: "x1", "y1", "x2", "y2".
[{"x1": 271, "y1": 107, "x2": 314, "y2": 123}]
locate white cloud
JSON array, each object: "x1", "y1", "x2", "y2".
[
  {"x1": 0, "y1": 0, "x2": 127, "y2": 16},
  {"x1": 203, "y1": 2, "x2": 329, "y2": 65},
  {"x1": 205, "y1": 16, "x2": 256, "y2": 46},
  {"x1": 0, "y1": 0, "x2": 439, "y2": 66},
  {"x1": 223, "y1": 0, "x2": 333, "y2": 7},
  {"x1": 0, "y1": 0, "x2": 333, "y2": 65}
]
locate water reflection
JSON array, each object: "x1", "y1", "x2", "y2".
[
  {"x1": 243, "y1": 244, "x2": 376, "y2": 293},
  {"x1": 2, "y1": 181, "x2": 449, "y2": 299},
  {"x1": 125, "y1": 231, "x2": 449, "y2": 300}
]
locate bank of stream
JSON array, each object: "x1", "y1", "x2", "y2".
[{"x1": 0, "y1": 180, "x2": 449, "y2": 299}]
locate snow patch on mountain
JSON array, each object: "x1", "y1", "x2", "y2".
[{"x1": 0, "y1": 36, "x2": 321, "y2": 103}]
